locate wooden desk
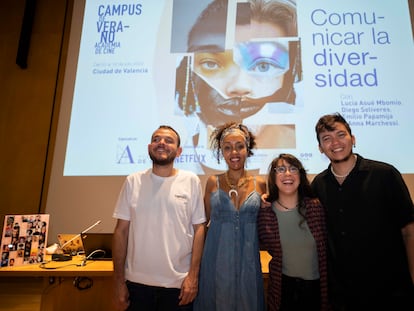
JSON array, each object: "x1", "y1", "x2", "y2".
[
  {"x1": 0, "y1": 252, "x2": 271, "y2": 311},
  {"x1": 0, "y1": 256, "x2": 114, "y2": 311},
  {"x1": 0, "y1": 255, "x2": 113, "y2": 277}
]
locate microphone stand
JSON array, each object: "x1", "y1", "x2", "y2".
[{"x1": 59, "y1": 220, "x2": 101, "y2": 251}]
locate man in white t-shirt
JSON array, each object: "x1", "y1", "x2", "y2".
[{"x1": 112, "y1": 125, "x2": 206, "y2": 311}]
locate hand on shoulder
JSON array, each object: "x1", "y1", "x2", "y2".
[
  {"x1": 260, "y1": 193, "x2": 271, "y2": 209},
  {"x1": 254, "y1": 175, "x2": 266, "y2": 193}
]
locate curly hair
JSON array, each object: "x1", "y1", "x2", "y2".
[{"x1": 210, "y1": 122, "x2": 256, "y2": 164}]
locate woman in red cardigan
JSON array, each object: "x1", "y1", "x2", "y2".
[{"x1": 258, "y1": 153, "x2": 330, "y2": 311}]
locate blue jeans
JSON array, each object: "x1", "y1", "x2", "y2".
[{"x1": 126, "y1": 281, "x2": 193, "y2": 311}]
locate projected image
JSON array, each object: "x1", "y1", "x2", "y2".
[
  {"x1": 173, "y1": 0, "x2": 301, "y2": 174},
  {"x1": 63, "y1": 0, "x2": 414, "y2": 176},
  {"x1": 175, "y1": 0, "x2": 301, "y2": 124}
]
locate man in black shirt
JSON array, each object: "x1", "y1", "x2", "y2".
[{"x1": 311, "y1": 113, "x2": 414, "y2": 310}]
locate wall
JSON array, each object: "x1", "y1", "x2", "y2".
[
  {"x1": 1, "y1": 0, "x2": 414, "y2": 237},
  {"x1": 0, "y1": 0, "x2": 71, "y2": 234}
]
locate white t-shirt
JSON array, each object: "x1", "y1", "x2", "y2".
[{"x1": 113, "y1": 168, "x2": 206, "y2": 288}]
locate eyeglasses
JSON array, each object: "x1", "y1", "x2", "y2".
[{"x1": 274, "y1": 166, "x2": 299, "y2": 175}]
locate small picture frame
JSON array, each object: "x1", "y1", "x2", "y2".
[{"x1": 1, "y1": 214, "x2": 50, "y2": 267}]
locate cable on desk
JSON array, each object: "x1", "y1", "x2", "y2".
[
  {"x1": 39, "y1": 260, "x2": 79, "y2": 270},
  {"x1": 79, "y1": 249, "x2": 106, "y2": 267}
]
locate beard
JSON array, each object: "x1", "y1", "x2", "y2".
[
  {"x1": 332, "y1": 151, "x2": 353, "y2": 164},
  {"x1": 149, "y1": 150, "x2": 177, "y2": 166}
]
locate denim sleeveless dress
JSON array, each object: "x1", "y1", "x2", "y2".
[{"x1": 194, "y1": 177, "x2": 265, "y2": 311}]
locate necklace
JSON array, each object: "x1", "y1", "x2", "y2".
[
  {"x1": 276, "y1": 200, "x2": 298, "y2": 211},
  {"x1": 224, "y1": 171, "x2": 250, "y2": 197},
  {"x1": 330, "y1": 155, "x2": 357, "y2": 179}
]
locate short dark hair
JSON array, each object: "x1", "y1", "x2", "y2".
[
  {"x1": 315, "y1": 113, "x2": 352, "y2": 144},
  {"x1": 156, "y1": 125, "x2": 181, "y2": 147}
]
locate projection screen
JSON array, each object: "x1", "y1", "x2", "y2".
[{"x1": 45, "y1": 0, "x2": 414, "y2": 239}]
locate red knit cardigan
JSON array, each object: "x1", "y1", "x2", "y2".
[{"x1": 257, "y1": 197, "x2": 329, "y2": 311}]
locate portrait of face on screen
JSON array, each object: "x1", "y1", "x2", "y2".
[
  {"x1": 175, "y1": 0, "x2": 302, "y2": 127},
  {"x1": 171, "y1": 0, "x2": 301, "y2": 173}
]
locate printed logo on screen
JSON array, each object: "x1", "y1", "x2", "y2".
[
  {"x1": 117, "y1": 143, "x2": 148, "y2": 165},
  {"x1": 94, "y1": 4, "x2": 142, "y2": 55}
]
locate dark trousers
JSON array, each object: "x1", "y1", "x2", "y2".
[
  {"x1": 330, "y1": 292, "x2": 414, "y2": 311},
  {"x1": 280, "y1": 274, "x2": 321, "y2": 311},
  {"x1": 126, "y1": 281, "x2": 193, "y2": 311}
]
